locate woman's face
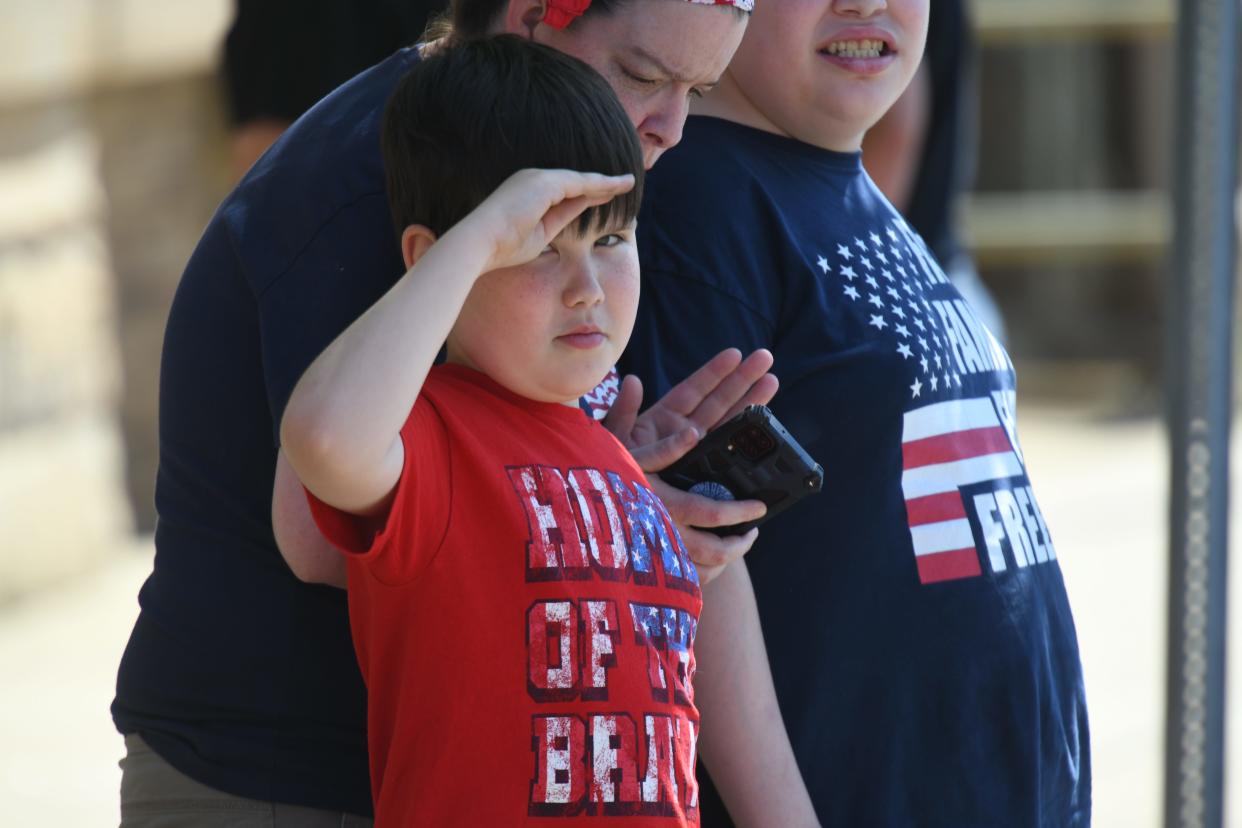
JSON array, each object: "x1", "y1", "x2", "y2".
[{"x1": 536, "y1": 1, "x2": 748, "y2": 168}]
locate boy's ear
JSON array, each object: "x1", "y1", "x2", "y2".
[
  {"x1": 502, "y1": 0, "x2": 548, "y2": 36},
  {"x1": 400, "y1": 225, "x2": 437, "y2": 270}
]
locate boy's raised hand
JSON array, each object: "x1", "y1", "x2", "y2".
[{"x1": 465, "y1": 168, "x2": 636, "y2": 273}]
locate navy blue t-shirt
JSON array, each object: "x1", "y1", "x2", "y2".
[
  {"x1": 111, "y1": 48, "x2": 421, "y2": 816},
  {"x1": 620, "y1": 117, "x2": 1091, "y2": 827}
]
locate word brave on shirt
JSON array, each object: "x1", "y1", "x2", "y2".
[
  {"x1": 509, "y1": 465, "x2": 701, "y2": 818},
  {"x1": 530, "y1": 712, "x2": 700, "y2": 817}
]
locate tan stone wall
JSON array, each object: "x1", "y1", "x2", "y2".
[
  {"x1": 0, "y1": 126, "x2": 132, "y2": 601},
  {"x1": 0, "y1": 1, "x2": 230, "y2": 597},
  {"x1": 91, "y1": 76, "x2": 231, "y2": 531}
]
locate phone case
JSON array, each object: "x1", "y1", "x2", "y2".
[{"x1": 658, "y1": 405, "x2": 824, "y2": 536}]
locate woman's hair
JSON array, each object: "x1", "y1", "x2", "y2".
[
  {"x1": 427, "y1": 0, "x2": 747, "y2": 43},
  {"x1": 432, "y1": 0, "x2": 632, "y2": 42},
  {"x1": 381, "y1": 34, "x2": 644, "y2": 238}
]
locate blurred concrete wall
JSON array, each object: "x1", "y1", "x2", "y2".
[
  {"x1": 0, "y1": 124, "x2": 129, "y2": 600},
  {"x1": 0, "y1": 1, "x2": 231, "y2": 599},
  {"x1": 92, "y1": 76, "x2": 232, "y2": 534}
]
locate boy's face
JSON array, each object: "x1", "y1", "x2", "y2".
[
  {"x1": 445, "y1": 220, "x2": 639, "y2": 405},
  {"x1": 708, "y1": 0, "x2": 929, "y2": 152},
  {"x1": 534, "y1": 0, "x2": 747, "y2": 169}
]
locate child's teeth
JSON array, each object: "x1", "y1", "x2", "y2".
[{"x1": 827, "y1": 39, "x2": 884, "y2": 58}]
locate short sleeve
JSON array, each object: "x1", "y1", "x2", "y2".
[{"x1": 306, "y1": 395, "x2": 452, "y2": 584}]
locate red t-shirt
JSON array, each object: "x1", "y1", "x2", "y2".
[{"x1": 310, "y1": 364, "x2": 704, "y2": 826}]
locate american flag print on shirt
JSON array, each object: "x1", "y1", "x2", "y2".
[
  {"x1": 816, "y1": 216, "x2": 1059, "y2": 586},
  {"x1": 901, "y1": 395, "x2": 1056, "y2": 584}
]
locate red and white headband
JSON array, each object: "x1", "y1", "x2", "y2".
[{"x1": 543, "y1": 0, "x2": 755, "y2": 31}]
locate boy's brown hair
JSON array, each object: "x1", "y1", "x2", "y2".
[{"x1": 382, "y1": 34, "x2": 644, "y2": 237}]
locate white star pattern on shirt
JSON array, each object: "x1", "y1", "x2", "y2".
[{"x1": 816, "y1": 218, "x2": 980, "y2": 400}]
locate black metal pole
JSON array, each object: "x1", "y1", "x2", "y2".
[{"x1": 1164, "y1": 0, "x2": 1237, "y2": 825}]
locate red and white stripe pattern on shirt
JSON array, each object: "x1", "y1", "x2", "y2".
[{"x1": 900, "y1": 397, "x2": 1023, "y2": 585}]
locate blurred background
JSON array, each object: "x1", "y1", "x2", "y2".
[{"x1": 0, "y1": 0, "x2": 1239, "y2": 824}]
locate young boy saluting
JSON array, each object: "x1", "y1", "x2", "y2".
[{"x1": 280, "y1": 35, "x2": 812, "y2": 827}]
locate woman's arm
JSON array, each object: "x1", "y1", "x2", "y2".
[
  {"x1": 272, "y1": 448, "x2": 347, "y2": 586},
  {"x1": 696, "y1": 561, "x2": 820, "y2": 827}
]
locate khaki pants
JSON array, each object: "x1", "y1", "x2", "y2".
[{"x1": 119, "y1": 734, "x2": 373, "y2": 828}]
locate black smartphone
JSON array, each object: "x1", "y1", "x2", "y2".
[{"x1": 658, "y1": 405, "x2": 824, "y2": 536}]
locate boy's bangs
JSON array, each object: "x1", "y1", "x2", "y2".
[
  {"x1": 494, "y1": 57, "x2": 645, "y2": 235},
  {"x1": 577, "y1": 191, "x2": 641, "y2": 237},
  {"x1": 382, "y1": 36, "x2": 644, "y2": 239}
]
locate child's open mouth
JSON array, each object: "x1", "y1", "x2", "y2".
[{"x1": 820, "y1": 39, "x2": 892, "y2": 59}]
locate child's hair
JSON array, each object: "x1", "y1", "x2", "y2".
[{"x1": 382, "y1": 34, "x2": 644, "y2": 238}]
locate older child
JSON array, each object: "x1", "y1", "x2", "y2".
[
  {"x1": 621, "y1": 1, "x2": 1091, "y2": 825},
  {"x1": 280, "y1": 36, "x2": 813, "y2": 826}
]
